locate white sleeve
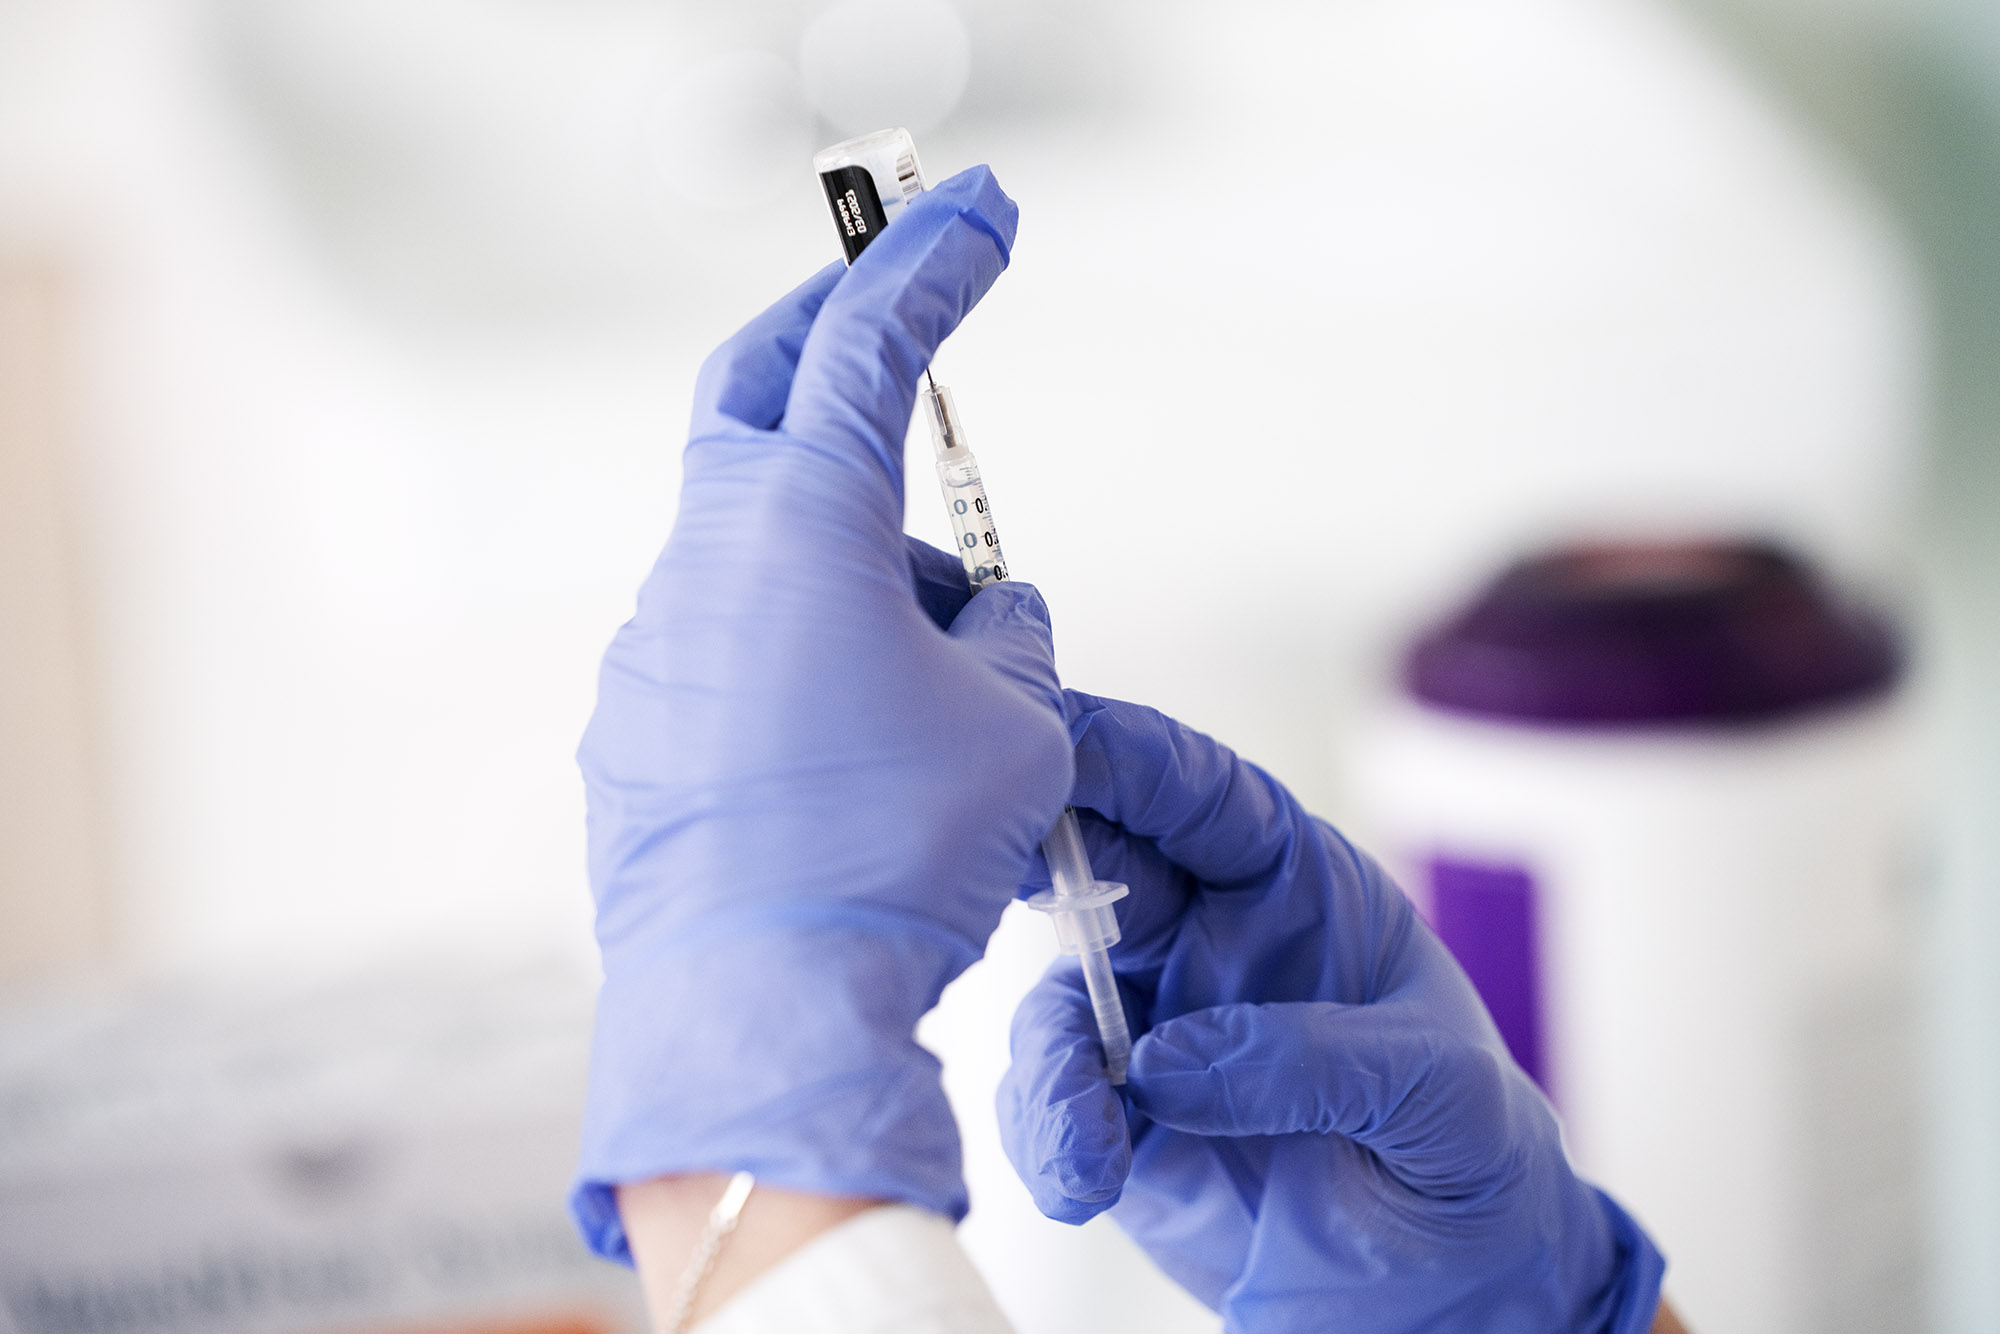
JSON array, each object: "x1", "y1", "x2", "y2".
[{"x1": 696, "y1": 1203, "x2": 1014, "y2": 1334}]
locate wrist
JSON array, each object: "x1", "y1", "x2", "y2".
[
  {"x1": 1590, "y1": 1187, "x2": 1668, "y2": 1334},
  {"x1": 1650, "y1": 1298, "x2": 1689, "y2": 1334},
  {"x1": 618, "y1": 1175, "x2": 882, "y2": 1328},
  {"x1": 572, "y1": 924, "x2": 970, "y2": 1261}
]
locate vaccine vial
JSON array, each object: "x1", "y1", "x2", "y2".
[{"x1": 814, "y1": 128, "x2": 926, "y2": 263}]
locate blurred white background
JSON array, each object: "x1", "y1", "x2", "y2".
[{"x1": 0, "y1": 0, "x2": 1994, "y2": 1331}]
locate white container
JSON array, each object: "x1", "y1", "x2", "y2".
[{"x1": 1344, "y1": 542, "x2": 1921, "y2": 1334}]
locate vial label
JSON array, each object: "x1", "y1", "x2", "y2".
[
  {"x1": 893, "y1": 149, "x2": 921, "y2": 201},
  {"x1": 819, "y1": 166, "x2": 890, "y2": 263}
]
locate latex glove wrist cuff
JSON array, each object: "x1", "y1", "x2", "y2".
[
  {"x1": 1591, "y1": 1187, "x2": 1669, "y2": 1334},
  {"x1": 572, "y1": 925, "x2": 972, "y2": 1264}
]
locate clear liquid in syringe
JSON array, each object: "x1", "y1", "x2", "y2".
[{"x1": 938, "y1": 457, "x2": 1008, "y2": 588}]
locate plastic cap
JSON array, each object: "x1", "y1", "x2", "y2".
[{"x1": 1402, "y1": 539, "x2": 1902, "y2": 727}]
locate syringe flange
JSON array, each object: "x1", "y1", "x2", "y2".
[{"x1": 1026, "y1": 880, "x2": 1129, "y2": 954}]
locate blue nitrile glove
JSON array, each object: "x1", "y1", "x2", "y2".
[
  {"x1": 571, "y1": 166, "x2": 1074, "y2": 1263},
  {"x1": 997, "y1": 692, "x2": 1666, "y2": 1333}
]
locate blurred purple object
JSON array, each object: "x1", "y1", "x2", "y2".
[
  {"x1": 1403, "y1": 540, "x2": 1902, "y2": 727},
  {"x1": 1427, "y1": 856, "x2": 1547, "y2": 1092},
  {"x1": 1402, "y1": 538, "x2": 1905, "y2": 1111}
]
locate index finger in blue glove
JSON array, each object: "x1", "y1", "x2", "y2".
[
  {"x1": 689, "y1": 261, "x2": 845, "y2": 438},
  {"x1": 997, "y1": 961, "x2": 1133, "y2": 1224},
  {"x1": 783, "y1": 166, "x2": 1018, "y2": 495},
  {"x1": 1127, "y1": 988, "x2": 1526, "y2": 1199},
  {"x1": 1064, "y1": 690, "x2": 1307, "y2": 892}
]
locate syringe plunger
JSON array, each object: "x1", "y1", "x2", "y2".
[{"x1": 1029, "y1": 809, "x2": 1134, "y2": 1083}]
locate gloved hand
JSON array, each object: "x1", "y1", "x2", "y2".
[
  {"x1": 571, "y1": 167, "x2": 1073, "y2": 1262},
  {"x1": 997, "y1": 692, "x2": 1665, "y2": 1332}
]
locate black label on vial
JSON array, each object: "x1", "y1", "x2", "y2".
[{"x1": 820, "y1": 165, "x2": 890, "y2": 262}]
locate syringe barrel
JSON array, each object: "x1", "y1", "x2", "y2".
[{"x1": 927, "y1": 383, "x2": 1009, "y2": 588}]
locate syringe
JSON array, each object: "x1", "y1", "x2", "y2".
[
  {"x1": 815, "y1": 129, "x2": 1135, "y2": 1084},
  {"x1": 921, "y1": 380, "x2": 1133, "y2": 1083}
]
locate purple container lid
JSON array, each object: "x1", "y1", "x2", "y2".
[{"x1": 1404, "y1": 540, "x2": 1902, "y2": 727}]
